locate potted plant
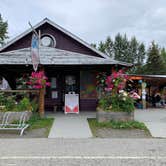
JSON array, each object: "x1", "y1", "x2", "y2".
[{"x1": 96, "y1": 69, "x2": 135, "y2": 122}]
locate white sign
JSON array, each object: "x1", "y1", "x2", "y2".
[
  {"x1": 65, "y1": 93, "x2": 79, "y2": 114},
  {"x1": 31, "y1": 34, "x2": 40, "y2": 71}
]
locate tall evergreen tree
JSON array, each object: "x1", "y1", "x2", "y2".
[
  {"x1": 160, "y1": 47, "x2": 166, "y2": 65},
  {"x1": 98, "y1": 41, "x2": 106, "y2": 53},
  {"x1": 129, "y1": 37, "x2": 138, "y2": 64},
  {"x1": 96, "y1": 33, "x2": 146, "y2": 71},
  {"x1": 104, "y1": 36, "x2": 114, "y2": 58},
  {"x1": 144, "y1": 42, "x2": 166, "y2": 74},
  {"x1": 122, "y1": 34, "x2": 130, "y2": 62},
  {"x1": 137, "y1": 43, "x2": 146, "y2": 65},
  {"x1": 114, "y1": 33, "x2": 126, "y2": 61},
  {"x1": 0, "y1": 14, "x2": 8, "y2": 46}
]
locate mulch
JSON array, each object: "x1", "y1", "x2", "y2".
[
  {"x1": 94, "y1": 128, "x2": 152, "y2": 138},
  {"x1": 0, "y1": 128, "x2": 47, "y2": 138}
]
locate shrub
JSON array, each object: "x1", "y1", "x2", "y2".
[
  {"x1": 111, "y1": 93, "x2": 135, "y2": 113},
  {"x1": 31, "y1": 99, "x2": 38, "y2": 112},
  {"x1": 98, "y1": 95, "x2": 111, "y2": 111},
  {"x1": 5, "y1": 95, "x2": 16, "y2": 111},
  {"x1": 16, "y1": 97, "x2": 32, "y2": 111},
  {"x1": 97, "y1": 69, "x2": 135, "y2": 113}
]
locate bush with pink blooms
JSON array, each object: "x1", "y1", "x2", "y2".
[
  {"x1": 27, "y1": 71, "x2": 50, "y2": 89},
  {"x1": 105, "y1": 69, "x2": 128, "y2": 95},
  {"x1": 97, "y1": 69, "x2": 135, "y2": 113}
]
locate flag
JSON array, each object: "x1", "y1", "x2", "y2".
[{"x1": 31, "y1": 33, "x2": 40, "y2": 71}]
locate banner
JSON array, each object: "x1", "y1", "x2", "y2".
[{"x1": 31, "y1": 33, "x2": 40, "y2": 71}]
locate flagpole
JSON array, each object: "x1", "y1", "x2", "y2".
[{"x1": 28, "y1": 21, "x2": 39, "y2": 38}]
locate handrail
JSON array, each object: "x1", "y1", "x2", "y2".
[{"x1": 0, "y1": 89, "x2": 39, "y2": 93}]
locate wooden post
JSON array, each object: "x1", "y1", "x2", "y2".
[
  {"x1": 38, "y1": 66, "x2": 45, "y2": 117},
  {"x1": 39, "y1": 88, "x2": 45, "y2": 117},
  {"x1": 141, "y1": 81, "x2": 147, "y2": 109}
]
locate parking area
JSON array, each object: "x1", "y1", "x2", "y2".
[{"x1": 135, "y1": 109, "x2": 166, "y2": 138}]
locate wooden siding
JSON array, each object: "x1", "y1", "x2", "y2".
[
  {"x1": 80, "y1": 99, "x2": 98, "y2": 111},
  {"x1": 1, "y1": 23, "x2": 101, "y2": 58}
]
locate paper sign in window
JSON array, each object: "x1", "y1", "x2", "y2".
[{"x1": 52, "y1": 91, "x2": 58, "y2": 99}]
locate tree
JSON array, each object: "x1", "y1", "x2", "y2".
[
  {"x1": 97, "y1": 36, "x2": 114, "y2": 58},
  {"x1": 137, "y1": 43, "x2": 146, "y2": 65},
  {"x1": 144, "y1": 42, "x2": 166, "y2": 74},
  {"x1": 104, "y1": 36, "x2": 114, "y2": 58},
  {"x1": 132, "y1": 42, "x2": 146, "y2": 74},
  {"x1": 98, "y1": 41, "x2": 106, "y2": 54},
  {"x1": 114, "y1": 33, "x2": 126, "y2": 61},
  {"x1": 160, "y1": 47, "x2": 166, "y2": 65},
  {"x1": 0, "y1": 14, "x2": 8, "y2": 46},
  {"x1": 95, "y1": 33, "x2": 146, "y2": 74}
]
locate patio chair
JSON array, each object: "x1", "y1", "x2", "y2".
[{"x1": 0, "y1": 111, "x2": 29, "y2": 136}]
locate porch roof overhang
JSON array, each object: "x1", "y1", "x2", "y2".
[
  {"x1": 128, "y1": 74, "x2": 166, "y2": 80},
  {"x1": 0, "y1": 47, "x2": 132, "y2": 66}
]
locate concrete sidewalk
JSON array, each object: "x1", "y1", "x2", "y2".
[
  {"x1": 135, "y1": 109, "x2": 166, "y2": 138},
  {"x1": 48, "y1": 112, "x2": 95, "y2": 138}
]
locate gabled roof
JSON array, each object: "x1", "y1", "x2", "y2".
[
  {"x1": 0, "y1": 47, "x2": 132, "y2": 66},
  {"x1": 0, "y1": 18, "x2": 109, "y2": 59}
]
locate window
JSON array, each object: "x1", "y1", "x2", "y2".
[{"x1": 41, "y1": 35, "x2": 56, "y2": 47}]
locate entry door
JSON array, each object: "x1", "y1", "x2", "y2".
[
  {"x1": 61, "y1": 73, "x2": 79, "y2": 104},
  {"x1": 65, "y1": 75, "x2": 77, "y2": 93}
]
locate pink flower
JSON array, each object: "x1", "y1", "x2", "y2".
[
  {"x1": 112, "y1": 72, "x2": 118, "y2": 79},
  {"x1": 26, "y1": 81, "x2": 32, "y2": 85},
  {"x1": 27, "y1": 71, "x2": 50, "y2": 89},
  {"x1": 33, "y1": 85, "x2": 43, "y2": 89},
  {"x1": 106, "y1": 76, "x2": 111, "y2": 85},
  {"x1": 105, "y1": 87, "x2": 112, "y2": 92},
  {"x1": 46, "y1": 82, "x2": 51, "y2": 86}
]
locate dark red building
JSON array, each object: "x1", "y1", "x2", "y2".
[{"x1": 0, "y1": 18, "x2": 131, "y2": 112}]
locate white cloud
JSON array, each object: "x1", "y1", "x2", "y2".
[{"x1": 0, "y1": 0, "x2": 166, "y2": 47}]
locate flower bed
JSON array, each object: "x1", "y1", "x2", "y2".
[{"x1": 96, "y1": 69, "x2": 138, "y2": 122}]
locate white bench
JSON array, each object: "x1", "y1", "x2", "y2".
[{"x1": 0, "y1": 111, "x2": 29, "y2": 136}]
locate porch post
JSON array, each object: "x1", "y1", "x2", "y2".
[
  {"x1": 39, "y1": 88, "x2": 45, "y2": 117},
  {"x1": 141, "y1": 81, "x2": 147, "y2": 109},
  {"x1": 39, "y1": 66, "x2": 45, "y2": 117}
]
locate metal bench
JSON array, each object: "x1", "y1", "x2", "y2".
[{"x1": 0, "y1": 111, "x2": 29, "y2": 136}]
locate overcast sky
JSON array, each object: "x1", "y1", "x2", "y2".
[{"x1": 1, "y1": 0, "x2": 166, "y2": 47}]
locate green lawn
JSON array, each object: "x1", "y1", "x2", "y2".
[
  {"x1": 88, "y1": 118, "x2": 150, "y2": 136},
  {"x1": 28, "y1": 114, "x2": 54, "y2": 136}
]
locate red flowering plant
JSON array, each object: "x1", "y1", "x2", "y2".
[
  {"x1": 27, "y1": 71, "x2": 50, "y2": 89},
  {"x1": 105, "y1": 69, "x2": 128, "y2": 95},
  {"x1": 98, "y1": 69, "x2": 135, "y2": 113}
]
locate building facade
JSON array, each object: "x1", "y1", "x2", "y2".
[{"x1": 0, "y1": 18, "x2": 131, "y2": 112}]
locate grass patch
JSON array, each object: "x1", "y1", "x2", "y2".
[
  {"x1": 88, "y1": 118, "x2": 150, "y2": 137},
  {"x1": 28, "y1": 113, "x2": 54, "y2": 136}
]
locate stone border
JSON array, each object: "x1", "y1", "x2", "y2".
[{"x1": 96, "y1": 108, "x2": 134, "y2": 123}]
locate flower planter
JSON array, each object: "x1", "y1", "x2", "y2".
[
  {"x1": 0, "y1": 111, "x2": 32, "y2": 123},
  {"x1": 96, "y1": 107, "x2": 134, "y2": 123}
]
